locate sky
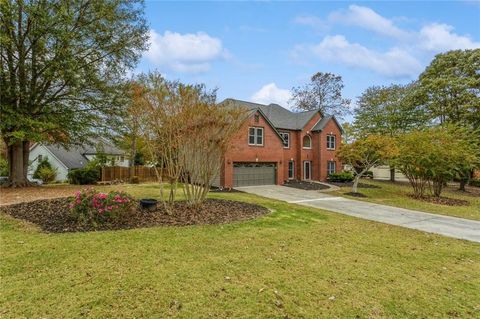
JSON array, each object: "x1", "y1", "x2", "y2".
[{"x1": 137, "y1": 1, "x2": 480, "y2": 121}]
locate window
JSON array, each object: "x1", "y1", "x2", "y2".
[
  {"x1": 248, "y1": 127, "x2": 264, "y2": 146},
  {"x1": 279, "y1": 132, "x2": 290, "y2": 148},
  {"x1": 303, "y1": 135, "x2": 312, "y2": 149},
  {"x1": 288, "y1": 161, "x2": 294, "y2": 179},
  {"x1": 120, "y1": 156, "x2": 124, "y2": 162},
  {"x1": 327, "y1": 161, "x2": 336, "y2": 175},
  {"x1": 38, "y1": 155, "x2": 43, "y2": 162},
  {"x1": 327, "y1": 135, "x2": 336, "y2": 150}
]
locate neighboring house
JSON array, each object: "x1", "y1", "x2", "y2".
[
  {"x1": 29, "y1": 138, "x2": 128, "y2": 182},
  {"x1": 214, "y1": 99, "x2": 344, "y2": 188},
  {"x1": 370, "y1": 165, "x2": 408, "y2": 182}
]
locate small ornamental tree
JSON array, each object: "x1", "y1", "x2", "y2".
[
  {"x1": 394, "y1": 126, "x2": 480, "y2": 198},
  {"x1": 132, "y1": 72, "x2": 247, "y2": 209},
  {"x1": 337, "y1": 135, "x2": 398, "y2": 193}
]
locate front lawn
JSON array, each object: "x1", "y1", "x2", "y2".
[
  {"x1": 333, "y1": 179, "x2": 480, "y2": 221},
  {"x1": 1, "y1": 184, "x2": 479, "y2": 318}
]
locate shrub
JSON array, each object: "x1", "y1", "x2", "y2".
[
  {"x1": 69, "y1": 189, "x2": 135, "y2": 226},
  {"x1": 129, "y1": 176, "x2": 140, "y2": 184},
  {"x1": 470, "y1": 179, "x2": 480, "y2": 188},
  {"x1": 0, "y1": 157, "x2": 8, "y2": 176},
  {"x1": 68, "y1": 161, "x2": 101, "y2": 185},
  {"x1": 328, "y1": 172, "x2": 354, "y2": 183},
  {"x1": 36, "y1": 166, "x2": 57, "y2": 183},
  {"x1": 33, "y1": 158, "x2": 53, "y2": 179},
  {"x1": 354, "y1": 170, "x2": 373, "y2": 178}
]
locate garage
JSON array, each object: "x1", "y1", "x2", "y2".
[{"x1": 233, "y1": 162, "x2": 276, "y2": 187}]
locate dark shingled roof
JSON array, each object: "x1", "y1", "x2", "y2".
[
  {"x1": 223, "y1": 99, "x2": 320, "y2": 130},
  {"x1": 311, "y1": 115, "x2": 345, "y2": 134},
  {"x1": 33, "y1": 138, "x2": 125, "y2": 169}
]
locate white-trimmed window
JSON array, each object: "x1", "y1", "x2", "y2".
[
  {"x1": 248, "y1": 127, "x2": 264, "y2": 146},
  {"x1": 327, "y1": 135, "x2": 336, "y2": 150},
  {"x1": 288, "y1": 160, "x2": 294, "y2": 179},
  {"x1": 327, "y1": 161, "x2": 336, "y2": 175},
  {"x1": 279, "y1": 132, "x2": 290, "y2": 148},
  {"x1": 303, "y1": 135, "x2": 312, "y2": 149}
]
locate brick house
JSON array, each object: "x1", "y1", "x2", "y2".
[{"x1": 215, "y1": 99, "x2": 344, "y2": 188}]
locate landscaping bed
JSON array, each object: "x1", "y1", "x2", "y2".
[
  {"x1": 409, "y1": 195, "x2": 470, "y2": 206},
  {"x1": 284, "y1": 180, "x2": 330, "y2": 191},
  {"x1": 0, "y1": 198, "x2": 269, "y2": 233},
  {"x1": 328, "y1": 181, "x2": 381, "y2": 189}
]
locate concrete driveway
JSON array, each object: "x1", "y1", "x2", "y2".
[{"x1": 237, "y1": 185, "x2": 480, "y2": 243}]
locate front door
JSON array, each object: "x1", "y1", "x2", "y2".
[{"x1": 303, "y1": 161, "x2": 311, "y2": 180}]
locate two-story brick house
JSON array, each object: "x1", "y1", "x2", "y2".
[{"x1": 215, "y1": 99, "x2": 343, "y2": 188}]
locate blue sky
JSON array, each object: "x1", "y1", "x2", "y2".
[{"x1": 137, "y1": 1, "x2": 480, "y2": 121}]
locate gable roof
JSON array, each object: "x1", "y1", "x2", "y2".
[
  {"x1": 222, "y1": 99, "x2": 320, "y2": 130},
  {"x1": 31, "y1": 138, "x2": 125, "y2": 169},
  {"x1": 311, "y1": 115, "x2": 345, "y2": 134}
]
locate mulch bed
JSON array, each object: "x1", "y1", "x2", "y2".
[
  {"x1": 283, "y1": 180, "x2": 330, "y2": 191},
  {"x1": 328, "y1": 182, "x2": 381, "y2": 189},
  {"x1": 409, "y1": 195, "x2": 470, "y2": 206},
  {"x1": 0, "y1": 198, "x2": 269, "y2": 233}
]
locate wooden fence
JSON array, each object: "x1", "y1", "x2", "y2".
[{"x1": 101, "y1": 166, "x2": 158, "y2": 182}]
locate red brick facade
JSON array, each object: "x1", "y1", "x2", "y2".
[{"x1": 220, "y1": 109, "x2": 343, "y2": 188}]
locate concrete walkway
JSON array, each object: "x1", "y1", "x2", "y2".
[{"x1": 237, "y1": 185, "x2": 480, "y2": 243}]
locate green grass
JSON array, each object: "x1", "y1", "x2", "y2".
[
  {"x1": 1, "y1": 185, "x2": 480, "y2": 318},
  {"x1": 332, "y1": 179, "x2": 480, "y2": 221}
]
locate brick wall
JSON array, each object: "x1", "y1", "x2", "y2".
[{"x1": 223, "y1": 111, "x2": 285, "y2": 188}]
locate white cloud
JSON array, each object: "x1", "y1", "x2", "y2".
[
  {"x1": 299, "y1": 35, "x2": 422, "y2": 78},
  {"x1": 328, "y1": 5, "x2": 410, "y2": 39},
  {"x1": 251, "y1": 83, "x2": 292, "y2": 107},
  {"x1": 293, "y1": 15, "x2": 326, "y2": 29},
  {"x1": 291, "y1": 5, "x2": 480, "y2": 78},
  {"x1": 145, "y1": 30, "x2": 226, "y2": 73},
  {"x1": 419, "y1": 23, "x2": 480, "y2": 51}
]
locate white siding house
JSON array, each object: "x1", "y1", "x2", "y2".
[{"x1": 29, "y1": 139, "x2": 129, "y2": 182}]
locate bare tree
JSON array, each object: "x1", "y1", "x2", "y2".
[{"x1": 291, "y1": 72, "x2": 351, "y2": 119}]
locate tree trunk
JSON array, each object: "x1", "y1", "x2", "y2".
[
  {"x1": 7, "y1": 140, "x2": 30, "y2": 187},
  {"x1": 389, "y1": 167, "x2": 395, "y2": 182},
  {"x1": 352, "y1": 175, "x2": 361, "y2": 193}
]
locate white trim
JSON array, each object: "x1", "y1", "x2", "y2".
[
  {"x1": 303, "y1": 160, "x2": 312, "y2": 180},
  {"x1": 39, "y1": 144, "x2": 70, "y2": 170},
  {"x1": 288, "y1": 160, "x2": 295, "y2": 179},
  {"x1": 248, "y1": 127, "x2": 264, "y2": 146},
  {"x1": 302, "y1": 135, "x2": 312, "y2": 149},
  {"x1": 327, "y1": 134, "x2": 336, "y2": 150},
  {"x1": 279, "y1": 132, "x2": 290, "y2": 149}
]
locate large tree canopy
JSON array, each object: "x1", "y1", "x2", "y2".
[
  {"x1": 353, "y1": 83, "x2": 428, "y2": 138},
  {"x1": 290, "y1": 72, "x2": 351, "y2": 119},
  {"x1": 418, "y1": 49, "x2": 480, "y2": 128},
  {"x1": 0, "y1": 0, "x2": 148, "y2": 186}
]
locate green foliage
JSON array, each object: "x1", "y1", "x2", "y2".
[
  {"x1": 469, "y1": 179, "x2": 480, "y2": 188},
  {"x1": 69, "y1": 189, "x2": 135, "y2": 226},
  {"x1": 36, "y1": 166, "x2": 57, "y2": 184},
  {"x1": 394, "y1": 126, "x2": 480, "y2": 198},
  {"x1": 328, "y1": 172, "x2": 354, "y2": 182},
  {"x1": 0, "y1": 157, "x2": 8, "y2": 176},
  {"x1": 0, "y1": 0, "x2": 148, "y2": 185},
  {"x1": 418, "y1": 49, "x2": 480, "y2": 129},
  {"x1": 353, "y1": 83, "x2": 429, "y2": 138},
  {"x1": 134, "y1": 152, "x2": 145, "y2": 165},
  {"x1": 33, "y1": 159, "x2": 53, "y2": 179},
  {"x1": 68, "y1": 165, "x2": 101, "y2": 185},
  {"x1": 337, "y1": 135, "x2": 398, "y2": 193},
  {"x1": 129, "y1": 176, "x2": 140, "y2": 184}
]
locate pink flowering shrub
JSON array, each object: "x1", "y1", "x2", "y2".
[{"x1": 69, "y1": 188, "x2": 135, "y2": 226}]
